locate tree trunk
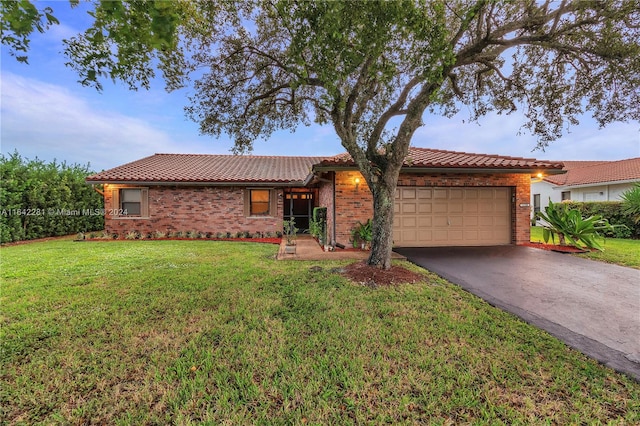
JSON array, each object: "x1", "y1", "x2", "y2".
[
  {"x1": 338, "y1": 82, "x2": 430, "y2": 270},
  {"x1": 367, "y1": 178, "x2": 398, "y2": 270}
]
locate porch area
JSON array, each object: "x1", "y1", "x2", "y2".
[{"x1": 277, "y1": 235, "x2": 406, "y2": 261}]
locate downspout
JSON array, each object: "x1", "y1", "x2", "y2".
[
  {"x1": 91, "y1": 184, "x2": 104, "y2": 196},
  {"x1": 332, "y1": 171, "x2": 337, "y2": 246}
]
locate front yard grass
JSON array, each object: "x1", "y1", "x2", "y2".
[
  {"x1": 2, "y1": 240, "x2": 639, "y2": 424},
  {"x1": 531, "y1": 226, "x2": 640, "y2": 269}
]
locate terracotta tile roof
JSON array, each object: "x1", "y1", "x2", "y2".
[
  {"x1": 86, "y1": 154, "x2": 325, "y2": 184},
  {"x1": 87, "y1": 148, "x2": 565, "y2": 185},
  {"x1": 544, "y1": 157, "x2": 640, "y2": 187},
  {"x1": 317, "y1": 147, "x2": 564, "y2": 171},
  {"x1": 560, "y1": 160, "x2": 611, "y2": 169}
]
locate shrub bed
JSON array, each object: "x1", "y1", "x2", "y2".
[
  {"x1": 76, "y1": 230, "x2": 283, "y2": 244},
  {"x1": 562, "y1": 201, "x2": 639, "y2": 239}
]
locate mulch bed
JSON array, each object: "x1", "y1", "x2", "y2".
[
  {"x1": 1, "y1": 235, "x2": 75, "y2": 247},
  {"x1": 79, "y1": 237, "x2": 282, "y2": 244},
  {"x1": 341, "y1": 261, "x2": 424, "y2": 287},
  {"x1": 521, "y1": 242, "x2": 590, "y2": 253}
]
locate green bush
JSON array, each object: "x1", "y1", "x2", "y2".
[
  {"x1": 538, "y1": 200, "x2": 617, "y2": 250},
  {"x1": 562, "y1": 201, "x2": 638, "y2": 239},
  {"x1": 282, "y1": 218, "x2": 298, "y2": 245},
  {"x1": 621, "y1": 183, "x2": 640, "y2": 224},
  {"x1": 350, "y1": 219, "x2": 373, "y2": 248},
  {"x1": 311, "y1": 207, "x2": 327, "y2": 245},
  {"x1": 0, "y1": 152, "x2": 104, "y2": 243}
]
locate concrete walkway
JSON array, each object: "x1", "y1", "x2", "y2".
[
  {"x1": 277, "y1": 236, "x2": 405, "y2": 261},
  {"x1": 395, "y1": 245, "x2": 640, "y2": 381}
]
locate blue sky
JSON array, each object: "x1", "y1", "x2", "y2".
[{"x1": 1, "y1": 2, "x2": 639, "y2": 172}]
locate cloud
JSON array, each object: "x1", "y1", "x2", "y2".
[
  {"x1": 251, "y1": 123, "x2": 344, "y2": 157},
  {"x1": 413, "y1": 108, "x2": 640, "y2": 161},
  {"x1": 46, "y1": 22, "x2": 79, "y2": 43},
  {"x1": 2, "y1": 72, "x2": 636, "y2": 174},
  {"x1": 255, "y1": 109, "x2": 639, "y2": 160},
  {"x1": 0, "y1": 73, "x2": 195, "y2": 170},
  {"x1": 542, "y1": 121, "x2": 640, "y2": 161}
]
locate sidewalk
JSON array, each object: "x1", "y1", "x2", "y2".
[{"x1": 277, "y1": 235, "x2": 405, "y2": 261}]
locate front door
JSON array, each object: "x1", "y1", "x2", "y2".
[{"x1": 284, "y1": 192, "x2": 314, "y2": 233}]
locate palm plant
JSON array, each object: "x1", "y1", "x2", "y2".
[
  {"x1": 351, "y1": 219, "x2": 373, "y2": 249},
  {"x1": 621, "y1": 183, "x2": 640, "y2": 224},
  {"x1": 537, "y1": 200, "x2": 618, "y2": 251}
]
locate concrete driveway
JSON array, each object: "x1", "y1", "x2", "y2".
[{"x1": 394, "y1": 245, "x2": 640, "y2": 381}]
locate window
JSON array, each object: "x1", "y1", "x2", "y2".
[
  {"x1": 121, "y1": 189, "x2": 142, "y2": 216},
  {"x1": 533, "y1": 194, "x2": 541, "y2": 213},
  {"x1": 286, "y1": 193, "x2": 312, "y2": 200},
  {"x1": 249, "y1": 189, "x2": 271, "y2": 216},
  {"x1": 111, "y1": 187, "x2": 148, "y2": 218},
  {"x1": 584, "y1": 192, "x2": 602, "y2": 202},
  {"x1": 561, "y1": 191, "x2": 571, "y2": 201}
]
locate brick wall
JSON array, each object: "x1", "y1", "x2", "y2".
[
  {"x1": 102, "y1": 171, "x2": 532, "y2": 244},
  {"x1": 103, "y1": 184, "x2": 284, "y2": 235},
  {"x1": 334, "y1": 171, "x2": 373, "y2": 245},
  {"x1": 325, "y1": 171, "x2": 531, "y2": 246},
  {"x1": 510, "y1": 173, "x2": 532, "y2": 244}
]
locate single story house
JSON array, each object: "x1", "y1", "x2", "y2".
[
  {"x1": 86, "y1": 148, "x2": 563, "y2": 247},
  {"x1": 531, "y1": 157, "x2": 640, "y2": 215}
]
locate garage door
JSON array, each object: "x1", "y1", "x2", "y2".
[{"x1": 393, "y1": 187, "x2": 511, "y2": 247}]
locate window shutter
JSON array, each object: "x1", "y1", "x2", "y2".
[
  {"x1": 243, "y1": 189, "x2": 250, "y2": 217},
  {"x1": 111, "y1": 189, "x2": 119, "y2": 217},
  {"x1": 140, "y1": 188, "x2": 149, "y2": 217},
  {"x1": 270, "y1": 189, "x2": 278, "y2": 217}
]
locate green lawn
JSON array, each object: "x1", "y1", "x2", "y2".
[
  {"x1": 2, "y1": 240, "x2": 639, "y2": 424},
  {"x1": 531, "y1": 226, "x2": 640, "y2": 269}
]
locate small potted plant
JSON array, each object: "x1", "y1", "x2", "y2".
[
  {"x1": 283, "y1": 219, "x2": 298, "y2": 254},
  {"x1": 350, "y1": 227, "x2": 360, "y2": 248},
  {"x1": 356, "y1": 219, "x2": 373, "y2": 249}
]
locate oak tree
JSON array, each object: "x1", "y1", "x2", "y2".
[{"x1": 4, "y1": 0, "x2": 639, "y2": 268}]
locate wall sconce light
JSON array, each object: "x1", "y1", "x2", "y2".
[
  {"x1": 531, "y1": 172, "x2": 545, "y2": 183},
  {"x1": 354, "y1": 177, "x2": 360, "y2": 192}
]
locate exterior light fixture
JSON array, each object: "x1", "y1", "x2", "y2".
[
  {"x1": 354, "y1": 177, "x2": 360, "y2": 191},
  {"x1": 531, "y1": 172, "x2": 545, "y2": 183}
]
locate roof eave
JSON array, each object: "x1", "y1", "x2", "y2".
[
  {"x1": 313, "y1": 165, "x2": 565, "y2": 174},
  {"x1": 85, "y1": 179, "x2": 308, "y2": 187},
  {"x1": 302, "y1": 172, "x2": 317, "y2": 186},
  {"x1": 554, "y1": 178, "x2": 640, "y2": 190}
]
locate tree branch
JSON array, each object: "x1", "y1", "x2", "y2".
[
  {"x1": 344, "y1": 56, "x2": 374, "y2": 133},
  {"x1": 448, "y1": 72, "x2": 463, "y2": 98},
  {"x1": 366, "y1": 75, "x2": 422, "y2": 157},
  {"x1": 242, "y1": 83, "x2": 291, "y2": 117},
  {"x1": 448, "y1": 0, "x2": 488, "y2": 47},
  {"x1": 548, "y1": 0, "x2": 567, "y2": 34},
  {"x1": 455, "y1": 0, "x2": 579, "y2": 67}
]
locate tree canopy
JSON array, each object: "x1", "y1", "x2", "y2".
[{"x1": 3, "y1": 0, "x2": 639, "y2": 268}]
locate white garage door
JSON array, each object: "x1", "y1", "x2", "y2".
[{"x1": 393, "y1": 187, "x2": 511, "y2": 247}]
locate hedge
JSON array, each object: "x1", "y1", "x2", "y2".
[
  {"x1": 561, "y1": 201, "x2": 639, "y2": 239},
  {"x1": 0, "y1": 152, "x2": 104, "y2": 243}
]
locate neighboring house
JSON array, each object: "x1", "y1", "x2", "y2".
[
  {"x1": 86, "y1": 148, "x2": 563, "y2": 247},
  {"x1": 531, "y1": 158, "x2": 640, "y2": 216}
]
